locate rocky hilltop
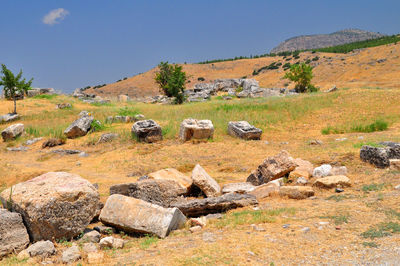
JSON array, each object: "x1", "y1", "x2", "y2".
[{"x1": 271, "y1": 29, "x2": 385, "y2": 53}]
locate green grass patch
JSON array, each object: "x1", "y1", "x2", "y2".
[
  {"x1": 91, "y1": 101, "x2": 114, "y2": 107},
  {"x1": 32, "y1": 94, "x2": 58, "y2": 100},
  {"x1": 139, "y1": 235, "x2": 159, "y2": 250},
  {"x1": 26, "y1": 125, "x2": 66, "y2": 139},
  {"x1": 326, "y1": 194, "x2": 350, "y2": 202},
  {"x1": 213, "y1": 208, "x2": 296, "y2": 228},
  {"x1": 117, "y1": 107, "x2": 140, "y2": 117},
  {"x1": 362, "y1": 241, "x2": 379, "y2": 248},
  {"x1": 319, "y1": 214, "x2": 350, "y2": 225},
  {"x1": 362, "y1": 183, "x2": 385, "y2": 192},
  {"x1": 90, "y1": 120, "x2": 107, "y2": 132},
  {"x1": 361, "y1": 222, "x2": 400, "y2": 239},
  {"x1": 351, "y1": 119, "x2": 388, "y2": 133},
  {"x1": 353, "y1": 142, "x2": 384, "y2": 149}
]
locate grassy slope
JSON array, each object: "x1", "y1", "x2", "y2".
[
  {"x1": 85, "y1": 42, "x2": 400, "y2": 98},
  {"x1": 1, "y1": 89, "x2": 400, "y2": 264}
]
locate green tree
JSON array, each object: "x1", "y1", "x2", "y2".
[
  {"x1": 283, "y1": 63, "x2": 317, "y2": 93},
  {"x1": 0, "y1": 64, "x2": 33, "y2": 114},
  {"x1": 155, "y1": 62, "x2": 187, "y2": 104}
]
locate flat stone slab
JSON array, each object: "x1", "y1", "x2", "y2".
[
  {"x1": 148, "y1": 168, "x2": 193, "y2": 193},
  {"x1": 191, "y1": 164, "x2": 221, "y2": 197},
  {"x1": 279, "y1": 186, "x2": 315, "y2": 199},
  {"x1": 99, "y1": 194, "x2": 186, "y2": 238},
  {"x1": 228, "y1": 121, "x2": 262, "y2": 140},
  {"x1": 179, "y1": 118, "x2": 214, "y2": 141},
  {"x1": 170, "y1": 193, "x2": 258, "y2": 217},
  {"x1": 313, "y1": 175, "x2": 351, "y2": 188},
  {"x1": 131, "y1": 120, "x2": 162, "y2": 143},
  {"x1": 222, "y1": 182, "x2": 256, "y2": 194},
  {"x1": 0, "y1": 209, "x2": 30, "y2": 258}
]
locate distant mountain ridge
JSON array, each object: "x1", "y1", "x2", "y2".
[{"x1": 271, "y1": 29, "x2": 385, "y2": 53}]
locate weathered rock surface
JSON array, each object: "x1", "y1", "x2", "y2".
[
  {"x1": 81, "y1": 230, "x2": 101, "y2": 243},
  {"x1": 179, "y1": 118, "x2": 214, "y2": 141},
  {"x1": 331, "y1": 166, "x2": 348, "y2": 176},
  {"x1": 191, "y1": 164, "x2": 221, "y2": 197},
  {"x1": 228, "y1": 121, "x2": 262, "y2": 140},
  {"x1": 25, "y1": 137, "x2": 43, "y2": 145},
  {"x1": 99, "y1": 236, "x2": 124, "y2": 249},
  {"x1": 56, "y1": 103, "x2": 72, "y2": 109},
  {"x1": 148, "y1": 168, "x2": 193, "y2": 193},
  {"x1": 360, "y1": 145, "x2": 400, "y2": 168},
  {"x1": 131, "y1": 120, "x2": 162, "y2": 143},
  {"x1": 99, "y1": 194, "x2": 186, "y2": 238},
  {"x1": 170, "y1": 193, "x2": 258, "y2": 217},
  {"x1": 1, "y1": 123, "x2": 24, "y2": 141},
  {"x1": 313, "y1": 175, "x2": 351, "y2": 188},
  {"x1": 279, "y1": 186, "x2": 315, "y2": 199},
  {"x1": 249, "y1": 182, "x2": 280, "y2": 199},
  {"x1": 389, "y1": 159, "x2": 400, "y2": 171},
  {"x1": 0, "y1": 172, "x2": 100, "y2": 241},
  {"x1": 221, "y1": 182, "x2": 256, "y2": 194},
  {"x1": 247, "y1": 150, "x2": 297, "y2": 185},
  {"x1": 97, "y1": 133, "x2": 119, "y2": 144},
  {"x1": 313, "y1": 164, "x2": 332, "y2": 177},
  {"x1": 109, "y1": 179, "x2": 186, "y2": 207},
  {"x1": 0, "y1": 113, "x2": 20, "y2": 123},
  {"x1": 42, "y1": 138, "x2": 66, "y2": 148},
  {"x1": 62, "y1": 245, "x2": 81, "y2": 264},
  {"x1": 0, "y1": 209, "x2": 30, "y2": 258},
  {"x1": 289, "y1": 158, "x2": 314, "y2": 179},
  {"x1": 64, "y1": 115, "x2": 94, "y2": 139},
  {"x1": 25, "y1": 240, "x2": 56, "y2": 257}
]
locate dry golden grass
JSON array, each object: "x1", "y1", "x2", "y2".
[
  {"x1": 85, "y1": 42, "x2": 400, "y2": 98},
  {"x1": 1, "y1": 87, "x2": 400, "y2": 265}
]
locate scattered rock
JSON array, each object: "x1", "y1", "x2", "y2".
[
  {"x1": 0, "y1": 172, "x2": 100, "y2": 241},
  {"x1": 331, "y1": 166, "x2": 348, "y2": 176},
  {"x1": 61, "y1": 245, "x2": 81, "y2": 264},
  {"x1": 251, "y1": 224, "x2": 266, "y2": 232},
  {"x1": 42, "y1": 138, "x2": 66, "y2": 148},
  {"x1": 97, "y1": 133, "x2": 119, "y2": 144},
  {"x1": 395, "y1": 184, "x2": 400, "y2": 190},
  {"x1": 6, "y1": 146, "x2": 28, "y2": 152},
  {"x1": 99, "y1": 236, "x2": 124, "y2": 249},
  {"x1": 170, "y1": 193, "x2": 258, "y2": 217},
  {"x1": 0, "y1": 209, "x2": 30, "y2": 258},
  {"x1": 79, "y1": 111, "x2": 90, "y2": 117},
  {"x1": 134, "y1": 114, "x2": 145, "y2": 120},
  {"x1": 16, "y1": 249, "x2": 30, "y2": 260},
  {"x1": 313, "y1": 175, "x2": 351, "y2": 188},
  {"x1": 189, "y1": 226, "x2": 202, "y2": 233},
  {"x1": 227, "y1": 121, "x2": 262, "y2": 140},
  {"x1": 389, "y1": 159, "x2": 400, "y2": 171},
  {"x1": 51, "y1": 149, "x2": 82, "y2": 155},
  {"x1": 191, "y1": 164, "x2": 221, "y2": 197},
  {"x1": 82, "y1": 243, "x2": 98, "y2": 253},
  {"x1": 335, "y1": 188, "x2": 344, "y2": 193},
  {"x1": 279, "y1": 186, "x2": 315, "y2": 199},
  {"x1": 221, "y1": 182, "x2": 256, "y2": 194},
  {"x1": 335, "y1": 138, "x2": 347, "y2": 142},
  {"x1": 99, "y1": 194, "x2": 186, "y2": 238},
  {"x1": 189, "y1": 217, "x2": 207, "y2": 227},
  {"x1": 109, "y1": 179, "x2": 187, "y2": 207},
  {"x1": 93, "y1": 225, "x2": 116, "y2": 235},
  {"x1": 300, "y1": 227, "x2": 310, "y2": 233},
  {"x1": 1, "y1": 123, "x2": 24, "y2": 141},
  {"x1": 247, "y1": 150, "x2": 297, "y2": 185},
  {"x1": 131, "y1": 120, "x2": 162, "y2": 143},
  {"x1": 179, "y1": 118, "x2": 214, "y2": 141},
  {"x1": 26, "y1": 240, "x2": 55, "y2": 258},
  {"x1": 25, "y1": 137, "x2": 43, "y2": 145},
  {"x1": 147, "y1": 168, "x2": 193, "y2": 193},
  {"x1": 249, "y1": 182, "x2": 280, "y2": 199},
  {"x1": 290, "y1": 158, "x2": 314, "y2": 179},
  {"x1": 56, "y1": 103, "x2": 72, "y2": 109},
  {"x1": 64, "y1": 115, "x2": 94, "y2": 139},
  {"x1": 313, "y1": 164, "x2": 332, "y2": 178},
  {"x1": 79, "y1": 152, "x2": 89, "y2": 157},
  {"x1": 308, "y1": 139, "x2": 323, "y2": 145},
  {"x1": 202, "y1": 232, "x2": 216, "y2": 243},
  {"x1": 0, "y1": 113, "x2": 20, "y2": 123},
  {"x1": 326, "y1": 85, "x2": 338, "y2": 92},
  {"x1": 296, "y1": 177, "x2": 308, "y2": 185},
  {"x1": 204, "y1": 213, "x2": 223, "y2": 220},
  {"x1": 81, "y1": 230, "x2": 101, "y2": 243}
]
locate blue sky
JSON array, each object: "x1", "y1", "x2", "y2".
[{"x1": 0, "y1": 1, "x2": 399, "y2": 93}]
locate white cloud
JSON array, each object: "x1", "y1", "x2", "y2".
[{"x1": 42, "y1": 8, "x2": 69, "y2": 25}]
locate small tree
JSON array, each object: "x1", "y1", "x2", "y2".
[
  {"x1": 0, "y1": 64, "x2": 33, "y2": 114},
  {"x1": 283, "y1": 63, "x2": 317, "y2": 93},
  {"x1": 155, "y1": 62, "x2": 187, "y2": 104}
]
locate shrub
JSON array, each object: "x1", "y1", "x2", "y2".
[
  {"x1": 283, "y1": 63, "x2": 315, "y2": 93},
  {"x1": 155, "y1": 62, "x2": 187, "y2": 104},
  {"x1": 351, "y1": 119, "x2": 388, "y2": 133},
  {"x1": 117, "y1": 107, "x2": 140, "y2": 117}
]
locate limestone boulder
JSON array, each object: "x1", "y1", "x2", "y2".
[
  {"x1": 279, "y1": 186, "x2": 315, "y2": 199},
  {"x1": 131, "y1": 120, "x2": 162, "y2": 143},
  {"x1": 0, "y1": 209, "x2": 30, "y2": 258},
  {"x1": 0, "y1": 113, "x2": 20, "y2": 123},
  {"x1": 0, "y1": 172, "x2": 100, "y2": 241},
  {"x1": 62, "y1": 245, "x2": 81, "y2": 264},
  {"x1": 360, "y1": 145, "x2": 400, "y2": 168},
  {"x1": 25, "y1": 240, "x2": 55, "y2": 257},
  {"x1": 249, "y1": 182, "x2": 280, "y2": 200},
  {"x1": 1, "y1": 123, "x2": 24, "y2": 141},
  {"x1": 247, "y1": 150, "x2": 297, "y2": 185},
  {"x1": 109, "y1": 179, "x2": 186, "y2": 207},
  {"x1": 99, "y1": 194, "x2": 186, "y2": 238},
  {"x1": 191, "y1": 164, "x2": 221, "y2": 197},
  {"x1": 227, "y1": 121, "x2": 262, "y2": 140},
  {"x1": 97, "y1": 133, "x2": 119, "y2": 144},
  {"x1": 313, "y1": 164, "x2": 332, "y2": 177},
  {"x1": 289, "y1": 158, "x2": 314, "y2": 179},
  {"x1": 221, "y1": 182, "x2": 256, "y2": 194},
  {"x1": 170, "y1": 193, "x2": 258, "y2": 217},
  {"x1": 148, "y1": 168, "x2": 192, "y2": 193},
  {"x1": 313, "y1": 175, "x2": 351, "y2": 189},
  {"x1": 64, "y1": 115, "x2": 94, "y2": 138},
  {"x1": 179, "y1": 118, "x2": 214, "y2": 141}
]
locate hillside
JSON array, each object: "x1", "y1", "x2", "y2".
[
  {"x1": 270, "y1": 29, "x2": 385, "y2": 53},
  {"x1": 85, "y1": 41, "x2": 400, "y2": 99}
]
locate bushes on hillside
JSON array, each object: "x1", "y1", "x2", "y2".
[
  {"x1": 283, "y1": 63, "x2": 318, "y2": 93},
  {"x1": 155, "y1": 62, "x2": 187, "y2": 104}
]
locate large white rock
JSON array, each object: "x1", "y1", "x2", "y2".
[
  {"x1": 0, "y1": 172, "x2": 100, "y2": 241},
  {"x1": 0, "y1": 113, "x2": 20, "y2": 123},
  {"x1": 1, "y1": 123, "x2": 24, "y2": 141},
  {"x1": 313, "y1": 164, "x2": 332, "y2": 177},
  {"x1": 191, "y1": 164, "x2": 221, "y2": 197},
  {"x1": 64, "y1": 115, "x2": 94, "y2": 139},
  {"x1": 179, "y1": 118, "x2": 214, "y2": 141},
  {"x1": 148, "y1": 168, "x2": 193, "y2": 193},
  {"x1": 131, "y1": 120, "x2": 162, "y2": 143},
  {"x1": 99, "y1": 194, "x2": 186, "y2": 238},
  {"x1": 228, "y1": 121, "x2": 262, "y2": 140},
  {"x1": 0, "y1": 209, "x2": 30, "y2": 258}
]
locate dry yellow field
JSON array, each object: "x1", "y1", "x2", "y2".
[{"x1": 1, "y1": 87, "x2": 400, "y2": 265}]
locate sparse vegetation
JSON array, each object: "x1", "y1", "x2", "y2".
[
  {"x1": 283, "y1": 63, "x2": 317, "y2": 93},
  {"x1": 322, "y1": 119, "x2": 389, "y2": 135},
  {"x1": 155, "y1": 62, "x2": 187, "y2": 104},
  {"x1": 361, "y1": 222, "x2": 400, "y2": 239},
  {"x1": 362, "y1": 183, "x2": 385, "y2": 192},
  {"x1": 139, "y1": 235, "x2": 159, "y2": 249}
]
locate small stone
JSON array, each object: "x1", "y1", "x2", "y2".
[
  {"x1": 79, "y1": 152, "x2": 89, "y2": 157},
  {"x1": 313, "y1": 175, "x2": 351, "y2": 189},
  {"x1": 296, "y1": 177, "x2": 308, "y2": 185},
  {"x1": 395, "y1": 184, "x2": 400, "y2": 190},
  {"x1": 309, "y1": 139, "x2": 323, "y2": 145},
  {"x1": 335, "y1": 188, "x2": 344, "y2": 193},
  {"x1": 81, "y1": 230, "x2": 101, "y2": 243},
  {"x1": 251, "y1": 224, "x2": 265, "y2": 232},
  {"x1": 25, "y1": 137, "x2": 43, "y2": 145},
  {"x1": 82, "y1": 243, "x2": 98, "y2": 253},
  {"x1": 247, "y1": 251, "x2": 255, "y2": 256},
  {"x1": 204, "y1": 213, "x2": 223, "y2": 220},
  {"x1": 335, "y1": 226, "x2": 341, "y2": 230},
  {"x1": 313, "y1": 164, "x2": 332, "y2": 177},
  {"x1": 331, "y1": 166, "x2": 348, "y2": 176},
  {"x1": 61, "y1": 245, "x2": 81, "y2": 264},
  {"x1": 300, "y1": 227, "x2": 310, "y2": 233},
  {"x1": 93, "y1": 225, "x2": 116, "y2": 235},
  {"x1": 389, "y1": 159, "x2": 400, "y2": 171},
  {"x1": 17, "y1": 250, "x2": 30, "y2": 260},
  {"x1": 283, "y1": 224, "x2": 290, "y2": 229},
  {"x1": 335, "y1": 138, "x2": 347, "y2": 142},
  {"x1": 189, "y1": 226, "x2": 202, "y2": 233},
  {"x1": 99, "y1": 236, "x2": 124, "y2": 249},
  {"x1": 279, "y1": 186, "x2": 315, "y2": 199},
  {"x1": 26, "y1": 240, "x2": 56, "y2": 257},
  {"x1": 318, "y1": 222, "x2": 329, "y2": 226},
  {"x1": 189, "y1": 217, "x2": 207, "y2": 227}
]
